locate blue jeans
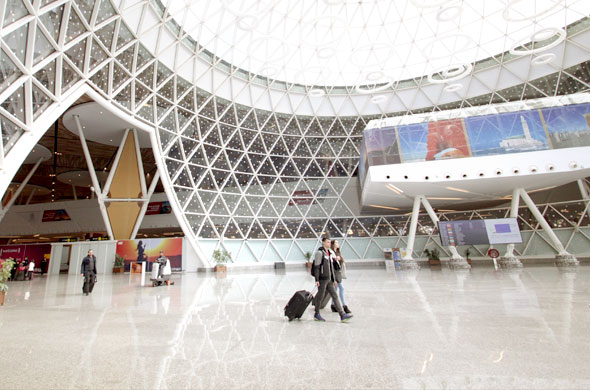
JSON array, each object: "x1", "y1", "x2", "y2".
[{"x1": 337, "y1": 282, "x2": 346, "y2": 306}]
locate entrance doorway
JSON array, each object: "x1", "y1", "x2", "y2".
[{"x1": 60, "y1": 245, "x2": 71, "y2": 273}]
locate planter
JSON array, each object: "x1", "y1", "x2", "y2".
[
  {"x1": 428, "y1": 259, "x2": 441, "y2": 266},
  {"x1": 466, "y1": 258, "x2": 472, "y2": 265},
  {"x1": 112, "y1": 267, "x2": 124, "y2": 273},
  {"x1": 0, "y1": 291, "x2": 6, "y2": 306},
  {"x1": 214, "y1": 265, "x2": 227, "y2": 273},
  {"x1": 305, "y1": 262, "x2": 313, "y2": 270}
]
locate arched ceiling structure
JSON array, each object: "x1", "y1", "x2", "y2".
[
  {"x1": 117, "y1": 0, "x2": 590, "y2": 115},
  {"x1": 1, "y1": 0, "x2": 590, "y2": 266}
]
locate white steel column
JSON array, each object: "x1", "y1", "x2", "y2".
[
  {"x1": 402, "y1": 195, "x2": 421, "y2": 269},
  {"x1": 421, "y1": 196, "x2": 469, "y2": 268},
  {"x1": 577, "y1": 179, "x2": 589, "y2": 200},
  {"x1": 102, "y1": 128, "x2": 129, "y2": 197},
  {"x1": 0, "y1": 157, "x2": 44, "y2": 222},
  {"x1": 130, "y1": 171, "x2": 160, "y2": 239},
  {"x1": 25, "y1": 188, "x2": 37, "y2": 205},
  {"x1": 499, "y1": 188, "x2": 524, "y2": 268},
  {"x1": 519, "y1": 188, "x2": 579, "y2": 266},
  {"x1": 74, "y1": 115, "x2": 115, "y2": 240},
  {"x1": 133, "y1": 129, "x2": 147, "y2": 197}
]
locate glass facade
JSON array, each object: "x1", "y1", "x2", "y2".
[{"x1": 1, "y1": 1, "x2": 590, "y2": 264}]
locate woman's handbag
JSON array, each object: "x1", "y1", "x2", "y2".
[{"x1": 340, "y1": 261, "x2": 347, "y2": 279}]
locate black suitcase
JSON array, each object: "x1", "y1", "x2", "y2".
[{"x1": 284, "y1": 289, "x2": 314, "y2": 321}]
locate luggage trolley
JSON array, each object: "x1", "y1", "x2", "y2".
[{"x1": 150, "y1": 258, "x2": 173, "y2": 287}]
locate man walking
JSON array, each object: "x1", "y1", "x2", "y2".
[
  {"x1": 80, "y1": 249, "x2": 97, "y2": 296},
  {"x1": 313, "y1": 237, "x2": 353, "y2": 322}
]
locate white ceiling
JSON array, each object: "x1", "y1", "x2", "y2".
[{"x1": 161, "y1": 0, "x2": 590, "y2": 87}]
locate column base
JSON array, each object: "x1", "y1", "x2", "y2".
[
  {"x1": 554, "y1": 253, "x2": 579, "y2": 267},
  {"x1": 399, "y1": 259, "x2": 420, "y2": 270},
  {"x1": 447, "y1": 258, "x2": 471, "y2": 270},
  {"x1": 498, "y1": 256, "x2": 523, "y2": 269}
]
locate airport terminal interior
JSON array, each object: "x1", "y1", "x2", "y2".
[{"x1": 1, "y1": 0, "x2": 590, "y2": 388}]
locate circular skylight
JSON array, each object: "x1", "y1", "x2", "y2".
[{"x1": 162, "y1": 0, "x2": 590, "y2": 87}]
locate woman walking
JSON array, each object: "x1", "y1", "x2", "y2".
[{"x1": 331, "y1": 239, "x2": 351, "y2": 314}]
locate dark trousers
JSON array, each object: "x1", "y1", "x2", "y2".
[
  {"x1": 314, "y1": 279, "x2": 343, "y2": 314},
  {"x1": 83, "y1": 272, "x2": 96, "y2": 294}
]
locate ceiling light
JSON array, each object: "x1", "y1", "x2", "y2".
[
  {"x1": 309, "y1": 89, "x2": 325, "y2": 97},
  {"x1": 444, "y1": 83, "x2": 463, "y2": 92},
  {"x1": 436, "y1": 6, "x2": 462, "y2": 22},
  {"x1": 369, "y1": 204, "x2": 400, "y2": 210},
  {"x1": 528, "y1": 186, "x2": 557, "y2": 193},
  {"x1": 386, "y1": 184, "x2": 404, "y2": 195},
  {"x1": 445, "y1": 186, "x2": 471, "y2": 194},
  {"x1": 237, "y1": 15, "x2": 257, "y2": 31},
  {"x1": 371, "y1": 95, "x2": 387, "y2": 104},
  {"x1": 532, "y1": 53, "x2": 555, "y2": 65},
  {"x1": 317, "y1": 47, "x2": 335, "y2": 59},
  {"x1": 509, "y1": 28, "x2": 566, "y2": 56}
]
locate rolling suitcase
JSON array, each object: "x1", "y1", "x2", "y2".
[{"x1": 284, "y1": 289, "x2": 315, "y2": 321}]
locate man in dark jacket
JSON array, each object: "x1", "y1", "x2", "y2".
[
  {"x1": 80, "y1": 249, "x2": 97, "y2": 295},
  {"x1": 313, "y1": 237, "x2": 353, "y2": 322}
]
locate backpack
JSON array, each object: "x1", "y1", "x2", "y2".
[
  {"x1": 309, "y1": 246, "x2": 325, "y2": 278},
  {"x1": 310, "y1": 247, "x2": 331, "y2": 276}
]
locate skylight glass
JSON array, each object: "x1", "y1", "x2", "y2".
[{"x1": 162, "y1": 0, "x2": 590, "y2": 87}]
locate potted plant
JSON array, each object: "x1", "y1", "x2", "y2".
[
  {"x1": 212, "y1": 248, "x2": 231, "y2": 272},
  {"x1": 464, "y1": 248, "x2": 472, "y2": 265},
  {"x1": 113, "y1": 254, "x2": 125, "y2": 273},
  {"x1": 304, "y1": 251, "x2": 313, "y2": 270},
  {"x1": 424, "y1": 248, "x2": 441, "y2": 266},
  {"x1": 0, "y1": 258, "x2": 15, "y2": 306}
]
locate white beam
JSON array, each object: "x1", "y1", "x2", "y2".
[
  {"x1": 519, "y1": 188, "x2": 568, "y2": 255},
  {"x1": 130, "y1": 171, "x2": 160, "y2": 239},
  {"x1": 0, "y1": 157, "x2": 44, "y2": 222},
  {"x1": 404, "y1": 195, "x2": 422, "y2": 260},
  {"x1": 505, "y1": 188, "x2": 521, "y2": 258},
  {"x1": 102, "y1": 128, "x2": 130, "y2": 197},
  {"x1": 421, "y1": 196, "x2": 462, "y2": 260},
  {"x1": 133, "y1": 129, "x2": 147, "y2": 196},
  {"x1": 25, "y1": 187, "x2": 37, "y2": 205},
  {"x1": 74, "y1": 115, "x2": 115, "y2": 240}
]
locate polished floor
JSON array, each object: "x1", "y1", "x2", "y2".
[{"x1": 1, "y1": 265, "x2": 589, "y2": 389}]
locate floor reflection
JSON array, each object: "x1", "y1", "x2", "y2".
[{"x1": 1, "y1": 265, "x2": 589, "y2": 389}]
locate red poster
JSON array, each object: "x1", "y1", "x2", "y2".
[
  {"x1": 425, "y1": 119, "x2": 471, "y2": 161},
  {"x1": 145, "y1": 201, "x2": 172, "y2": 215},
  {"x1": 42, "y1": 209, "x2": 71, "y2": 222}
]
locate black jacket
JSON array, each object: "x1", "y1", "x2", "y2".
[
  {"x1": 81, "y1": 255, "x2": 97, "y2": 274},
  {"x1": 313, "y1": 247, "x2": 336, "y2": 282}
]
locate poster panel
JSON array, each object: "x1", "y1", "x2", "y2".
[
  {"x1": 42, "y1": 209, "x2": 71, "y2": 222},
  {"x1": 364, "y1": 126, "x2": 401, "y2": 166},
  {"x1": 145, "y1": 201, "x2": 172, "y2": 215},
  {"x1": 115, "y1": 238, "x2": 182, "y2": 271},
  {"x1": 541, "y1": 102, "x2": 590, "y2": 149},
  {"x1": 425, "y1": 119, "x2": 470, "y2": 160},
  {"x1": 465, "y1": 110, "x2": 549, "y2": 156},
  {"x1": 398, "y1": 122, "x2": 429, "y2": 162}
]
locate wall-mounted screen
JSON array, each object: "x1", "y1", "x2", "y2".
[{"x1": 438, "y1": 218, "x2": 522, "y2": 246}]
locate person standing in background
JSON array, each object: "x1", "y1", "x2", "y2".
[
  {"x1": 27, "y1": 259, "x2": 35, "y2": 280},
  {"x1": 80, "y1": 249, "x2": 97, "y2": 296}
]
